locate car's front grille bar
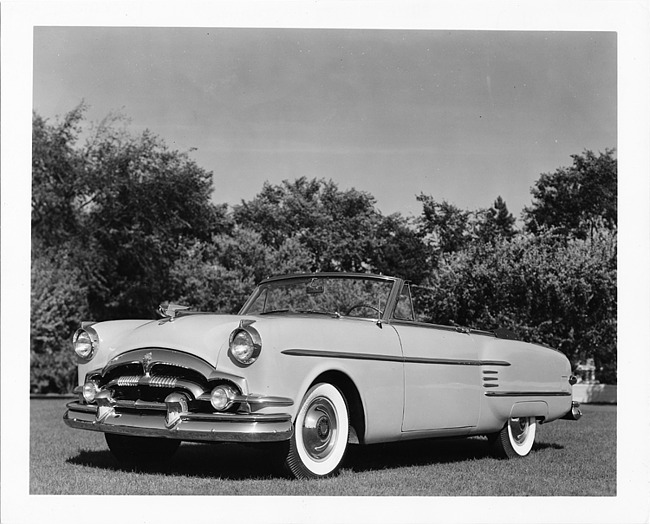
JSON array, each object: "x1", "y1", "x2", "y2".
[
  {"x1": 113, "y1": 399, "x2": 168, "y2": 411},
  {"x1": 104, "y1": 374, "x2": 204, "y2": 398}
]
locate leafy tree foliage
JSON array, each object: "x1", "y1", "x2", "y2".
[
  {"x1": 417, "y1": 195, "x2": 472, "y2": 254},
  {"x1": 234, "y1": 178, "x2": 431, "y2": 282},
  {"x1": 233, "y1": 177, "x2": 381, "y2": 272},
  {"x1": 372, "y1": 213, "x2": 430, "y2": 283},
  {"x1": 475, "y1": 196, "x2": 517, "y2": 242},
  {"x1": 30, "y1": 251, "x2": 90, "y2": 393},
  {"x1": 32, "y1": 107, "x2": 227, "y2": 321},
  {"x1": 168, "y1": 230, "x2": 316, "y2": 313},
  {"x1": 523, "y1": 149, "x2": 617, "y2": 238}
]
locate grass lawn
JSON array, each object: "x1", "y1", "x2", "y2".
[{"x1": 30, "y1": 398, "x2": 616, "y2": 496}]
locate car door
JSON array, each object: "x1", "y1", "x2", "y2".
[{"x1": 390, "y1": 283, "x2": 481, "y2": 432}]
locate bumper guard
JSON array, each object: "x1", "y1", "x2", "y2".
[{"x1": 560, "y1": 401, "x2": 583, "y2": 421}]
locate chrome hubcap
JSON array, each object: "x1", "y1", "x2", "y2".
[
  {"x1": 509, "y1": 417, "x2": 530, "y2": 445},
  {"x1": 302, "y1": 396, "x2": 338, "y2": 461}
]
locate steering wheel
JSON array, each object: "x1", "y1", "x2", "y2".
[{"x1": 345, "y1": 303, "x2": 383, "y2": 317}]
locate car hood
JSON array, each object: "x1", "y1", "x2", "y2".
[{"x1": 102, "y1": 313, "x2": 243, "y2": 367}]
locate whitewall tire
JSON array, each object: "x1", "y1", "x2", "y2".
[
  {"x1": 492, "y1": 416, "x2": 537, "y2": 459},
  {"x1": 285, "y1": 383, "x2": 349, "y2": 479}
]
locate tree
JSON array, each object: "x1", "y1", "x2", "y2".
[
  {"x1": 476, "y1": 196, "x2": 517, "y2": 242},
  {"x1": 32, "y1": 106, "x2": 229, "y2": 320},
  {"x1": 30, "y1": 251, "x2": 90, "y2": 393},
  {"x1": 372, "y1": 213, "x2": 430, "y2": 283},
  {"x1": 523, "y1": 149, "x2": 617, "y2": 238},
  {"x1": 31, "y1": 104, "x2": 87, "y2": 247},
  {"x1": 168, "y1": 229, "x2": 316, "y2": 313},
  {"x1": 417, "y1": 194, "x2": 472, "y2": 254},
  {"x1": 234, "y1": 177, "x2": 383, "y2": 272}
]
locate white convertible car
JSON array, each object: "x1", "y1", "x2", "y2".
[{"x1": 64, "y1": 273, "x2": 581, "y2": 479}]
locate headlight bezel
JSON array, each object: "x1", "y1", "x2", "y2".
[
  {"x1": 73, "y1": 326, "x2": 99, "y2": 363},
  {"x1": 228, "y1": 321, "x2": 262, "y2": 366}
]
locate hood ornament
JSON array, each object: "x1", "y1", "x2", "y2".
[
  {"x1": 142, "y1": 351, "x2": 154, "y2": 376},
  {"x1": 157, "y1": 302, "x2": 190, "y2": 323}
]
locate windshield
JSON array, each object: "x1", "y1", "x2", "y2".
[{"x1": 241, "y1": 275, "x2": 396, "y2": 319}]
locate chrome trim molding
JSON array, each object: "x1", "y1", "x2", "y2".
[
  {"x1": 260, "y1": 272, "x2": 398, "y2": 284},
  {"x1": 103, "y1": 348, "x2": 215, "y2": 379},
  {"x1": 283, "y1": 348, "x2": 402, "y2": 363},
  {"x1": 406, "y1": 356, "x2": 510, "y2": 367},
  {"x1": 114, "y1": 399, "x2": 167, "y2": 411},
  {"x1": 484, "y1": 391, "x2": 571, "y2": 397},
  {"x1": 196, "y1": 392, "x2": 294, "y2": 408},
  {"x1": 281, "y1": 348, "x2": 511, "y2": 367}
]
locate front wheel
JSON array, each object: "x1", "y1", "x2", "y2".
[
  {"x1": 491, "y1": 416, "x2": 537, "y2": 459},
  {"x1": 285, "y1": 383, "x2": 350, "y2": 479},
  {"x1": 105, "y1": 433, "x2": 180, "y2": 466}
]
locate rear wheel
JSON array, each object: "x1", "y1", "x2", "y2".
[
  {"x1": 105, "y1": 433, "x2": 180, "y2": 466},
  {"x1": 491, "y1": 416, "x2": 537, "y2": 458},
  {"x1": 285, "y1": 383, "x2": 349, "y2": 479}
]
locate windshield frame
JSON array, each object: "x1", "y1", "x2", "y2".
[{"x1": 239, "y1": 273, "x2": 403, "y2": 321}]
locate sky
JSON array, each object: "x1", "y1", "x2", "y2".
[{"x1": 32, "y1": 27, "x2": 617, "y2": 219}]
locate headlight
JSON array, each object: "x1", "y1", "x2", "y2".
[
  {"x1": 228, "y1": 321, "x2": 261, "y2": 366},
  {"x1": 73, "y1": 327, "x2": 99, "y2": 362},
  {"x1": 82, "y1": 381, "x2": 100, "y2": 403},
  {"x1": 210, "y1": 385, "x2": 237, "y2": 411}
]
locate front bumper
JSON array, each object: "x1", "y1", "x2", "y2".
[{"x1": 64, "y1": 401, "x2": 293, "y2": 443}]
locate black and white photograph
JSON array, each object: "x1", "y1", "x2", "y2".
[{"x1": 2, "y1": 1, "x2": 649, "y2": 523}]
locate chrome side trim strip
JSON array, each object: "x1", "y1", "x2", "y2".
[
  {"x1": 196, "y1": 392, "x2": 294, "y2": 408},
  {"x1": 283, "y1": 349, "x2": 401, "y2": 363},
  {"x1": 405, "y1": 356, "x2": 510, "y2": 367},
  {"x1": 180, "y1": 412, "x2": 292, "y2": 423},
  {"x1": 484, "y1": 391, "x2": 571, "y2": 397},
  {"x1": 281, "y1": 348, "x2": 511, "y2": 367},
  {"x1": 240, "y1": 395, "x2": 293, "y2": 407}
]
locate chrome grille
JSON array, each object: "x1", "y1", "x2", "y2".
[
  {"x1": 114, "y1": 375, "x2": 179, "y2": 388},
  {"x1": 95, "y1": 349, "x2": 219, "y2": 407},
  {"x1": 102, "y1": 368, "x2": 206, "y2": 402},
  {"x1": 116, "y1": 375, "x2": 140, "y2": 387}
]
